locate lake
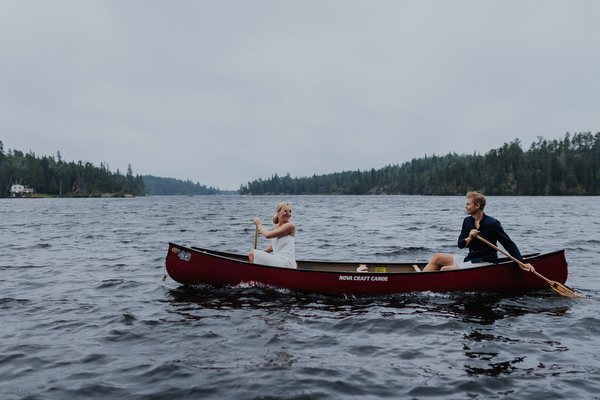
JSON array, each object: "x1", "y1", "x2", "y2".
[{"x1": 1, "y1": 195, "x2": 599, "y2": 399}]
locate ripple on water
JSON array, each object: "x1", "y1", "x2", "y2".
[{"x1": 2, "y1": 196, "x2": 600, "y2": 399}]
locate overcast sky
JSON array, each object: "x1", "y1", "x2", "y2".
[{"x1": 1, "y1": 1, "x2": 599, "y2": 190}]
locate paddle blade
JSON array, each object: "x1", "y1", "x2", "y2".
[{"x1": 549, "y1": 281, "x2": 585, "y2": 299}]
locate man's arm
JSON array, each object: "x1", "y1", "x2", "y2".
[{"x1": 457, "y1": 219, "x2": 471, "y2": 249}]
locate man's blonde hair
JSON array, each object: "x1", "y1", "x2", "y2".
[{"x1": 466, "y1": 191, "x2": 486, "y2": 211}]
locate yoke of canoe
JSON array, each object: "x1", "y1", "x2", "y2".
[{"x1": 165, "y1": 242, "x2": 568, "y2": 295}]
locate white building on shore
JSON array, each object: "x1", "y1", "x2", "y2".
[{"x1": 10, "y1": 184, "x2": 35, "y2": 198}]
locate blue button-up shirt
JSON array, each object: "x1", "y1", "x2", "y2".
[{"x1": 458, "y1": 213, "x2": 523, "y2": 263}]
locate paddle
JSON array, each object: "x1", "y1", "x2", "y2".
[
  {"x1": 475, "y1": 235, "x2": 583, "y2": 298},
  {"x1": 254, "y1": 225, "x2": 258, "y2": 249}
]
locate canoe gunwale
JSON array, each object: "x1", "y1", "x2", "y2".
[{"x1": 183, "y1": 243, "x2": 559, "y2": 274}]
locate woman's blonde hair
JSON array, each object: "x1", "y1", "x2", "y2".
[{"x1": 273, "y1": 202, "x2": 292, "y2": 224}]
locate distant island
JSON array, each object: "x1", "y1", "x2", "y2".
[
  {"x1": 3, "y1": 132, "x2": 598, "y2": 197},
  {"x1": 239, "y1": 132, "x2": 600, "y2": 196},
  {"x1": 141, "y1": 175, "x2": 237, "y2": 196}
]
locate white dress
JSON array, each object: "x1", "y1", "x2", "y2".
[{"x1": 253, "y1": 235, "x2": 296, "y2": 269}]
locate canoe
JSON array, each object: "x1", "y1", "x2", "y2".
[{"x1": 165, "y1": 242, "x2": 568, "y2": 295}]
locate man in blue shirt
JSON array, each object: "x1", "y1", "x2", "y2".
[{"x1": 422, "y1": 192, "x2": 534, "y2": 272}]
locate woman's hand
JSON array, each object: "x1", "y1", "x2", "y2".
[{"x1": 253, "y1": 217, "x2": 261, "y2": 226}]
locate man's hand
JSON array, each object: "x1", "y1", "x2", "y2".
[
  {"x1": 520, "y1": 263, "x2": 535, "y2": 272},
  {"x1": 469, "y1": 229, "x2": 480, "y2": 238}
]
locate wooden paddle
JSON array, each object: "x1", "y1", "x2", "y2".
[
  {"x1": 475, "y1": 235, "x2": 583, "y2": 298},
  {"x1": 254, "y1": 225, "x2": 258, "y2": 249}
]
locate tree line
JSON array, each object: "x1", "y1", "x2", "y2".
[
  {"x1": 0, "y1": 143, "x2": 146, "y2": 197},
  {"x1": 141, "y1": 175, "x2": 220, "y2": 195},
  {"x1": 239, "y1": 132, "x2": 600, "y2": 196}
]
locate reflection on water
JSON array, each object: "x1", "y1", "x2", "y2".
[
  {"x1": 166, "y1": 286, "x2": 572, "y2": 325},
  {"x1": 163, "y1": 285, "x2": 586, "y2": 383}
]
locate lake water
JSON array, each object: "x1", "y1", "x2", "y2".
[{"x1": 1, "y1": 195, "x2": 599, "y2": 399}]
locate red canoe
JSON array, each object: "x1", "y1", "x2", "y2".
[{"x1": 165, "y1": 242, "x2": 568, "y2": 295}]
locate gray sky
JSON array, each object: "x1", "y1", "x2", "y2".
[{"x1": 1, "y1": 1, "x2": 599, "y2": 190}]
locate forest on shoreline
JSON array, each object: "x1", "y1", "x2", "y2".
[
  {"x1": 3, "y1": 132, "x2": 599, "y2": 198},
  {"x1": 240, "y1": 132, "x2": 600, "y2": 196},
  {"x1": 0, "y1": 142, "x2": 227, "y2": 197},
  {"x1": 0, "y1": 145, "x2": 146, "y2": 198}
]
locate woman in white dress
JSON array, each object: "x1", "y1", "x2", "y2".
[{"x1": 248, "y1": 202, "x2": 296, "y2": 269}]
